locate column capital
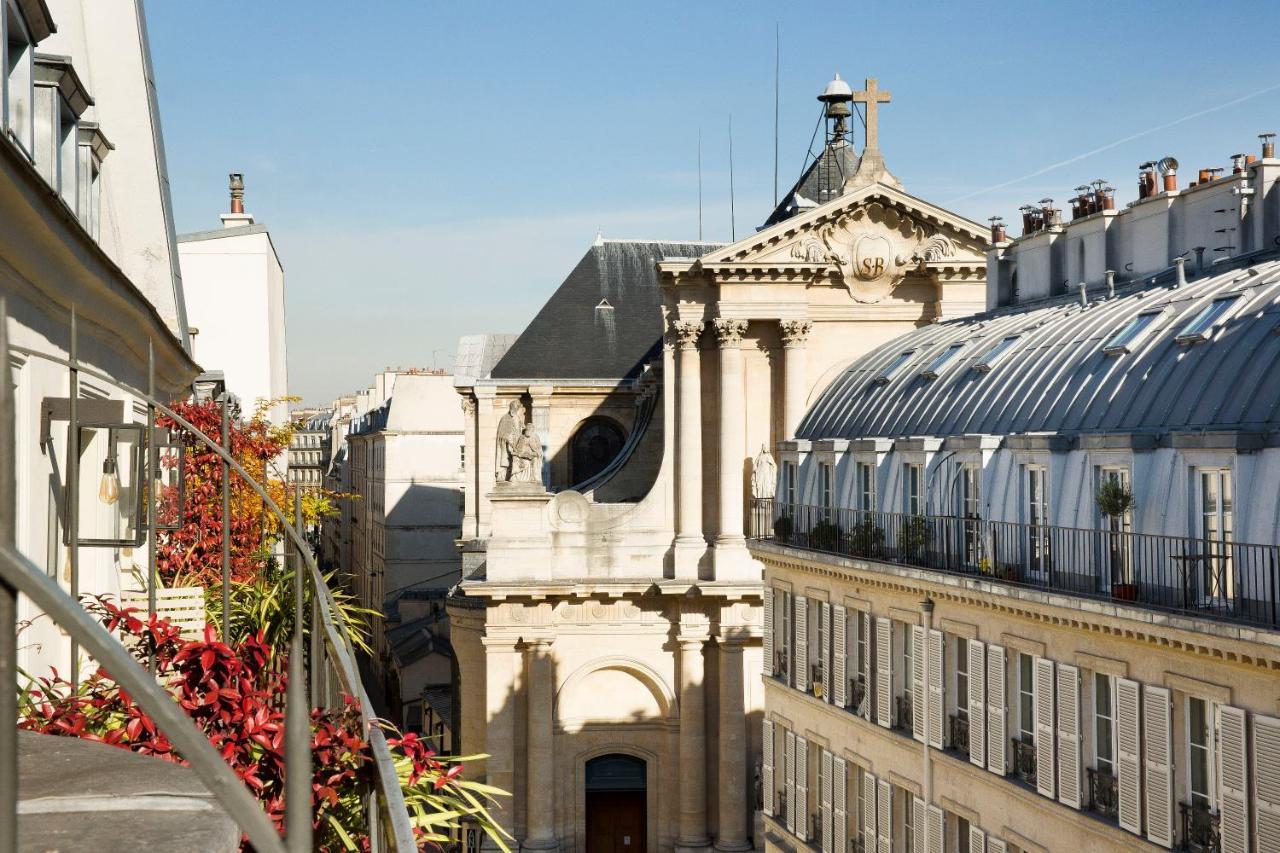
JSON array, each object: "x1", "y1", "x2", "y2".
[
  {"x1": 712, "y1": 317, "x2": 749, "y2": 347},
  {"x1": 481, "y1": 635, "x2": 521, "y2": 652},
  {"x1": 523, "y1": 635, "x2": 556, "y2": 651},
  {"x1": 778, "y1": 319, "x2": 813, "y2": 347},
  {"x1": 670, "y1": 319, "x2": 705, "y2": 350},
  {"x1": 678, "y1": 634, "x2": 710, "y2": 652}
]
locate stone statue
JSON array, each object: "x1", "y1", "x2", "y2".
[
  {"x1": 495, "y1": 400, "x2": 524, "y2": 481},
  {"x1": 752, "y1": 445, "x2": 777, "y2": 499},
  {"x1": 510, "y1": 423, "x2": 544, "y2": 484}
]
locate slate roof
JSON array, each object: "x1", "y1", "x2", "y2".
[
  {"x1": 799, "y1": 253, "x2": 1280, "y2": 441},
  {"x1": 489, "y1": 239, "x2": 722, "y2": 380},
  {"x1": 763, "y1": 140, "x2": 862, "y2": 227}
]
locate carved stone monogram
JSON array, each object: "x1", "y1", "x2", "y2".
[{"x1": 787, "y1": 201, "x2": 957, "y2": 303}]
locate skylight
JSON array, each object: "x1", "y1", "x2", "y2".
[
  {"x1": 920, "y1": 343, "x2": 964, "y2": 379},
  {"x1": 871, "y1": 350, "x2": 914, "y2": 386},
  {"x1": 1103, "y1": 312, "x2": 1158, "y2": 355},
  {"x1": 1176, "y1": 296, "x2": 1237, "y2": 344},
  {"x1": 972, "y1": 336, "x2": 1019, "y2": 373}
]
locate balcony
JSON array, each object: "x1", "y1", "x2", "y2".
[
  {"x1": 850, "y1": 675, "x2": 868, "y2": 717},
  {"x1": 949, "y1": 712, "x2": 970, "y2": 754},
  {"x1": 754, "y1": 501, "x2": 1280, "y2": 629},
  {"x1": 895, "y1": 694, "x2": 913, "y2": 736},
  {"x1": 1179, "y1": 801, "x2": 1221, "y2": 853},
  {"x1": 1087, "y1": 767, "x2": 1119, "y2": 821},
  {"x1": 1012, "y1": 738, "x2": 1037, "y2": 786}
]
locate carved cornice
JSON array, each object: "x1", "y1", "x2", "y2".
[
  {"x1": 778, "y1": 320, "x2": 813, "y2": 348},
  {"x1": 670, "y1": 319, "x2": 705, "y2": 350},
  {"x1": 712, "y1": 318, "x2": 749, "y2": 347}
]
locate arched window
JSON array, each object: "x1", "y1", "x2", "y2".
[{"x1": 569, "y1": 417, "x2": 626, "y2": 485}]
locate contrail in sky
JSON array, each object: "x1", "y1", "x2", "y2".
[{"x1": 948, "y1": 81, "x2": 1280, "y2": 204}]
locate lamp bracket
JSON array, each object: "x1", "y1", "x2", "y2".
[{"x1": 40, "y1": 397, "x2": 125, "y2": 444}]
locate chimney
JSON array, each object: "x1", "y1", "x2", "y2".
[
  {"x1": 1158, "y1": 157, "x2": 1178, "y2": 193},
  {"x1": 1105, "y1": 270, "x2": 1116, "y2": 298},
  {"x1": 1174, "y1": 256, "x2": 1187, "y2": 286},
  {"x1": 1262, "y1": 132, "x2": 1276, "y2": 160},
  {"x1": 1138, "y1": 162, "x2": 1156, "y2": 199},
  {"x1": 988, "y1": 215, "x2": 1006, "y2": 244},
  {"x1": 1232, "y1": 153, "x2": 1247, "y2": 175},
  {"x1": 220, "y1": 172, "x2": 255, "y2": 228}
]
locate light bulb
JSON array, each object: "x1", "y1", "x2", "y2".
[{"x1": 99, "y1": 456, "x2": 120, "y2": 505}]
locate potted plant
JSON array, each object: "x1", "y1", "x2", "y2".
[
  {"x1": 809, "y1": 520, "x2": 842, "y2": 552},
  {"x1": 773, "y1": 513, "x2": 795, "y2": 542},
  {"x1": 898, "y1": 515, "x2": 931, "y2": 561},
  {"x1": 848, "y1": 518, "x2": 886, "y2": 557},
  {"x1": 1096, "y1": 478, "x2": 1138, "y2": 600}
]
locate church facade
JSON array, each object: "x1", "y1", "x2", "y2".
[{"x1": 448, "y1": 78, "x2": 989, "y2": 852}]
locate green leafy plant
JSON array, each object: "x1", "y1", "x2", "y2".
[
  {"x1": 773, "y1": 514, "x2": 794, "y2": 541},
  {"x1": 898, "y1": 515, "x2": 931, "y2": 558},
  {"x1": 848, "y1": 519, "x2": 885, "y2": 557},
  {"x1": 1096, "y1": 478, "x2": 1135, "y2": 519},
  {"x1": 809, "y1": 520, "x2": 842, "y2": 551}
]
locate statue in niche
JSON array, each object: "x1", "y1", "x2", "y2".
[
  {"x1": 495, "y1": 400, "x2": 524, "y2": 481},
  {"x1": 752, "y1": 445, "x2": 777, "y2": 500},
  {"x1": 510, "y1": 423, "x2": 544, "y2": 484}
]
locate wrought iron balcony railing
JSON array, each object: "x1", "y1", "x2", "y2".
[
  {"x1": 850, "y1": 675, "x2": 868, "y2": 717},
  {"x1": 1179, "y1": 801, "x2": 1221, "y2": 853},
  {"x1": 949, "y1": 712, "x2": 969, "y2": 754},
  {"x1": 895, "y1": 694, "x2": 913, "y2": 735},
  {"x1": 1012, "y1": 738, "x2": 1038, "y2": 785},
  {"x1": 1087, "y1": 767, "x2": 1119, "y2": 820},
  {"x1": 753, "y1": 500, "x2": 1280, "y2": 629}
]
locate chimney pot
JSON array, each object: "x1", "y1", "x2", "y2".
[
  {"x1": 229, "y1": 172, "x2": 245, "y2": 214},
  {"x1": 1105, "y1": 270, "x2": 1116, "y2": 297},
  {"x1": 1174, "y1": 256, "x2": 1187, "y2": 286},
  {"x1": 1260, "y1": 132, "x2": 1276, "y2": 160}
]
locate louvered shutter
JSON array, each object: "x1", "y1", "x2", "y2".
[
  {"x1": 1254, "y1": 714, "x2": 1280, "y2": 850},
  {"x1": 796, "y1": 736, "x2": 809, "y2": 841},
  {"x1": 1116, "y1": 677, "x2": 1143, "y2": 835},
  {"x1": 876, "y1": 617, "x2": 893, "y2": 728},
  {"x1": 926, "y1": 804, "x2": 944, "y2": 853},
  {"x1": 820, "y1": 748, "x2": 833, "y2": 853},
  {"x1": 927, "y1": 629, "x2": 944, "y2": 749},
  {"x1": 783, "y1": 591, "x2": 793, "y2": 684},
  {"x1": 795, "y1": 597, "x2": 809, "y2": 693},
  {"x1": 1056, "y1": 662, "x2": 1082, "y2": 809},
  {"x1": 912, "y1": 625, "x2": 926, "y2": 742},
  {"x1": 1219, "y1": 705, "x2": 1249, "y2": 853},
  {"x1": 762, "y1": 720, "x2": 775, "y2": 817},
  {"x1": 862, "y1": 771, "x2": 878, "y2": 853},
  {"x1": 986, "y1": 645, "x2": 1008, "y2": 775},
  {"x1": 969, "y1": 825, "x2": 986, "y2": 851},
  {"x1": 833, "y1": 756, "x2": 848, "y2": 853},
  {"x1": 785, "y1": 730, "x2": 797, "y2": 834},
  {"x1": 912, "y1": 797, "x2": 926, "y2": 853},
  {"x1": 861, "y1": 612, "x2": 873, "y2": 720},
  {"x1": 763, "y1": 587, "x2": 774, "y2": 677},
  {"x1": 987, "y1": 837, "x2": 1007, "y2": 853},
  {"x1": 1033, "y1": 656, "x2": 1056, "y2": 798},
  {"x1": 821, "y1": 602, "x2": 832, "y2": 703},
  {"x1": 833, "y1": 604, "x2": 847, "y2": 708},
  {"x1": 877, "y1": 779, "x2": 893, "y2": 853},
  {"x1": 969, "y1": 639, "x2": 987, "y2": 767},
  {"x1": 1143, "y1": 685, "x2": 1174, "y2": 848}
]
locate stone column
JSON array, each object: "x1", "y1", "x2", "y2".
[
  {"x1": 524, "y1": 637, "x2": 559, "y2": 850},
  {"x1": 481, "y1": 635, "x2": 520, "y2": 849},
  {"x1": 677, "y1": 633, "x2": 711, "y2": 852},
  {"x1": 715, "y1": 638, "x2": 751, "y2": 851},
  {"x1": 713, "y1": 319, "x2": 749, "y2": 576},
  {"x1": 460, "y1": 396, "x2": 478, "y2": 538},
  {"x1": 673, "y1": 320, "x2": 706, "y2": 576},
  {"x1": 779, "y1": 320, "x2": 812, "y2": 441},
  {"x1": 474, "y1": 388, "x2": 498, "y2": 538}
]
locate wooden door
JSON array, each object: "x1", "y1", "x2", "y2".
[{"x1": 585, "y1": 790, "x2": 646, "y2": 853}]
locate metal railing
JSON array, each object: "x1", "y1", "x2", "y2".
[
  {"x1": 0, "y1": 303, "x2": 416, "y2": 851},
  {"x1": 1087, "y1": 767, "x2": 1118, "y2": 820},
  {"x1": 754, "y1": 500, "x2": 1280, "y2": 629},
  {"x1": 948, "y1": 712, "x2": 969, "y2": 754},
  {"x1": 1011, "y1": 738, "x2": 1037, "y2": 785},
  {"x1": 1179, "y1": 800, "x2": 1221, "y2": 852}
]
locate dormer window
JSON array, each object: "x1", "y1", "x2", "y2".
[
  {"x1": 920, "y1": 342, "x2": 963, "y2": 380},
  {"x1": 1176, "y1": 296, "x2": 1237, "y2": 345},
  {"x1": 3, "y1": 0, "x2": 35, "y2": 157},
  {"x1": 76, "y1": 123, "x2": 111, "y2": 239},
  {"x1": 1102, "y1": 312, "x2": 1159, "y2": 355},
  {"x1": 871, "y1": 350, "x2": 914, "y2": 386},
  {"x1": 973, "y1": 336, "x2": 1019, "y2": 373},
  {"x1": 34, "y1": 55, "x2": 94, "y2": 213}
]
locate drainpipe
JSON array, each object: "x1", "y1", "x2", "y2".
[{"x1": 921, "y1": 597, "x2": 935, "y2": 805}]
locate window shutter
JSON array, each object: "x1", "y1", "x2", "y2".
[
  {"x1": 763, "y1": 587, "x2": 774, "y2": 677},
  {"x1": 987, "y1": 838, "x2": 1007, "y2": 853},
  {"x1": 912, "y1": 797, "x2": 926, "y2": 853},
  {"x1": 1056, "y1": 662, "x2": 1082, "y2": 809},
  {"x1": 1219, "y1": 705, "x2": 1249, "y2": 853},
  {"x1": 1033, "y1": 656, "x2": 1057, "y2": 798},
  {"x1": 833, "y1": 756, "x2": 848, "y2": 853},
  {"x1": 1116, "y1": 677, "x2": 1143, "y2": 836},
  {"x1": 833, "y1": 604, "x2": 847, "y2": 708},
  {"x1": 926, "y1": 804, "x2": 944, "y2": 853},
  {"x1": 876, "y1": 617, "x2": 893, "y2": 728},
  {"x1": 785, "y1": 730, "x2": 797, "y2": 835},
  {"x1": 1143, "y1": 685, "x2": 1174, "y2": 848},
  {"x1": 969, "y1": 825, "x2": 986, "y2": 852},
  {"x1": 862, "y1": 771, "x2": 878, "y2": 853},
  {"x1": 795, "y1": 598, "x2": 809, "y2": 693},
  {"x1": 969, "y1": 639, "x2": 987, "y2": 767},
  {"x1": 877, "y1": 779, "x2": 893, "y2": 853},
  {"x1": 821, "y1": 748, "x2": 833, "y2": 853},
  {"x1": 1254, "y1": 714, "x2": 1280, "y2": 851},
  {"x1": 861, "y1": 612, "x2": 874, "y2": 720},
  {"x1": 986, "y1": 644, "x2": 1008, "y2": 775},
  {"x1": 821, "y1": 602, "x2": 832, "y2": 703},
  {"x1": 796, "y1": 736, "x2": 809, "y2": 841},
  {"x1": 927, "y1": 629, "x2": 944, "y2": 749},
  {"x1": 762, "y1": 720, "x2": 775, "y2": 817},
  {"x1": 912, "y1": 625, "x2": 926, "y2": 742}
]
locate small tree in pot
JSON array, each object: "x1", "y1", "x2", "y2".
[{"x1": 1096, "y1": 478, "x2": 1137, "y2": 599}]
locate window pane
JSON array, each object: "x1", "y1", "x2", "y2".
[
  {"x1": 1180, "y1": 297, "x2": 1236, "y2": 337},
  {"x1": 1104, "y1": 313, "x2": 1157, "y2": 351}
]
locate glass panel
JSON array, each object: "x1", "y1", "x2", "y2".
[
  {"x1": 1189, "y1": 698, "x2": 1210, "y2": 808},
  {"x1": 923, "y1": 342, "x2": 964, "y2": 375},
  {"x1": 1179, "y1": 297, "x2": 1236, "y2": 338},
  {"x1": 1095, "y1": 674, "x2": 1114, "y2": 773},
  {"x1": 878, "y1": 350, "x2": 914, "y2": 380},
  {"x1": 977, "y1": 336, "x2": 1019, "y2": 369},
  {"x1": 1019, "y1": 654, "x2": 1035, "y2": 740},
  {"x1": 1103, "y1": 313, "x2": 1157, "y2": 351}
]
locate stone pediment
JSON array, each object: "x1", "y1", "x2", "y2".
[{"x1": 699, "y1": 183, "x2": 988, "y2": 303}]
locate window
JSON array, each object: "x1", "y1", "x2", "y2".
[
  {"x1": 1018, "y1": 653, "x2": 1035, "y2": 744},
  {"x1": 1025, "y1": 465, "x2": 1049, "y2": 575},
  {"x1": 921, "y1": 342, "x2": 964, "y2": 379},
  {"x1": 1176, "y1": 296, "x2": 1237, "y2": 344},
  {"x1": 959, "y1": 463, "x2": 981, "y2": 565},
  {"x1": 814, "y1": 599, "x2": 826, "y2": 692},
  {"x1": 872, "y1": 350, "x2": 914, "y2": 386},
  {"x1": 857, "y1": 461, "x2": 876, "y2": 513},
  {"x1": 4, "y1": 1, "x2": 34, "y2": 156},
  {"x1": 819, "y1": 463, "x2": 833, "y2": 518},
  {"x1": 1103, "y1": 312, "x2": 1158, "y2": 355},
  {"x1": 899, "y1": 622, "x2": 914, "y2": 730},
  {"x1": 56, "y1": 95, "x2": 76, "y2": 209},
  {"x1": 902, "y1": 787, "x2": 915, "y2": 852},
  {"x1": 955, "y1": 637, "x2": 969, "y2": 721},
  {"x1": 782, "y1": 461, "x2": 796, "y2": 508},
  {"x1": 1094, "y1": 673, "x2": 1115, "y2": 776},
  {"x1": 903, "y1": 463, "x2": 923, "y2": 515},
  {"x1": 957, "y1": 816, "x2": 971, "y2": 853},
  {"x1": 569, "y1": 417, "x2": 625, "y2": 484},
  {"x1": 1196, "y1": 468, "x2": 1234, "y2": 602},
  {"x1": 1187, "y1": 697, "x2": 1215, "y2": 810},
  {"x1": 973, "y1": 336, "x2": 1019, "y2": 373}
]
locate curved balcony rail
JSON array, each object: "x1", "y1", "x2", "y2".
[
  {"x1": 753, "y1": 500, "x2": 1280, "y2": 629},
  {"x1": 0, "y1": 302, "x2": 416, "y2": 851}
]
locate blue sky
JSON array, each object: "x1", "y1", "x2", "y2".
[{"x1": 148, "y1": 0, "x2": 1280, "y2": 405}]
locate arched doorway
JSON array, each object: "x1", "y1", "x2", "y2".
[
  {"x1": 569, "y1": 417, "x2": 626, "y2": 485},
  {"x1": 585, "y1": 753, "x2": 646, "y2": 853}
]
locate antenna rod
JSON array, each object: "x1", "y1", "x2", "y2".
[
  {"x1": 773, "y1": 23, "x2": 780, "y2": 207},
  {"x1": 729, "y1": 114, "x2": 737, "y2": 242},
  {"x1": 698, "y1": 127, "x2": 703, "y2": 242}
]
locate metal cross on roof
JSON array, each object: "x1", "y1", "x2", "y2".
[{"x1": 853, "y1": 77, "x2": 892, "y2": 151}]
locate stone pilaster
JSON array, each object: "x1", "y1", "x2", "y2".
[
  {"x1": 523, "y1": 637, "x2": 559, "y2": 850},
  {"x1": 480, "y1": 635, "x2": 520, "y2": 850},
  {"x1": 715, "y1": 638, "x2": 751, "y2": 851},
  {"x1": 460, "y1": 396, "x2": 478, "y2": 538},
  {"x1": 677, "y1": 631, "x2": 711, "y2": 852},
  {"x1": 474, "y1": 388, "x2": 498, "y2": 538},
  {"x1": 779, "y1": 320, "x2": 812, "y2": 442},
  {"x1": 528, "y1": 385, "x2": 553, "y2": 488},
  {"x1": 672, "y1": 319, "x2": 706, "y2": 576}
]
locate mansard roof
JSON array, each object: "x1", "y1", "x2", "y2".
[
  {"x1": 489, "y1": 239, "x2": 722, "y2": 381},
  {"x1": 799, "y1": 254, "x2": 1280, "y2": 441}
]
